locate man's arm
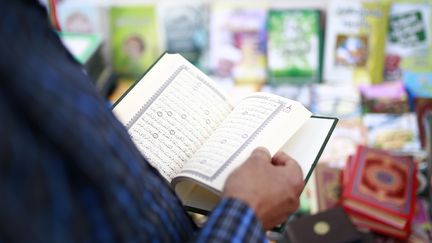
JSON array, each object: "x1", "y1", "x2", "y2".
[{"x1": 0, "y1": 1, "x2": 304, "y2": 242}]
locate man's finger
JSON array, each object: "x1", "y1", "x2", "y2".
[
  {"x1": 272, "y1": 151, "x2": 289, "y2": 166},
  {"x1": 248, "y1": 147, "x2": 271, "y2": 163}
]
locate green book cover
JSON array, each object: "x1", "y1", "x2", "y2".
[
  {"x1": 267, "y1": 9, "x2": 322, "y2": 85},
  {"x1": 384, "y1": 1, "x2": 432, "y2": 81},
  {"x1": 323, "y1": 0, "x2": 390, "y2": 85},
  {"x1": 110, "y1": 5, "x2": 160, "y2": 79}
]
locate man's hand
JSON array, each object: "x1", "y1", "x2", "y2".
[{"x1": 222, "y1": 147, "x2": 304, "y2": 230}]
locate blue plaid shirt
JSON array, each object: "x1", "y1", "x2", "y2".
[{"x1": 0, "y1": 1, "x2": 267, "y2": 242}]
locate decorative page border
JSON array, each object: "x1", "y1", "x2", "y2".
[
  {"x1": 181, "y1": 97, "x2": 285, "y2": 181},
  {"x1": 125, "y1": 65, "x2": 228, "y2": 129}
]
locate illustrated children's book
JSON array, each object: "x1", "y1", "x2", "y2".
[{"x1": 112, "y1": 53, "x2": 337, "y2": 212}]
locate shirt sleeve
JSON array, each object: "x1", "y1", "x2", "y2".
[{"x1": 193, "y1": 198, "x2": 268, "y2": 243}]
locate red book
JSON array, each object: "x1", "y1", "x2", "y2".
[
  {"x1": 314, "y1": 163, "x2": 342, "y2": 212},
  {"x1": 342, "y1": 146, "x2": 417, "y2": 238},
  {"x1": 345, "y1": 208, "x2": 410, "y2": 240},
  {"x1": 342, "y1": 155, "x2": 355, "y2": 188}
]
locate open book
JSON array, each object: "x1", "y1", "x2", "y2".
[{"x1": 113, "y1": 53, "x2": 337, "y2": 213}]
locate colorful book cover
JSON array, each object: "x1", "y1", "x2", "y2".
[
  {"x1": 384, "y1": 2, "x2": 432, "y2": 81},
  {"x1": 314, "y1": 163, "x2": 342, "y2": 212},
  {"x1": 323, "y1": 0, "x2": 390, "y2": 85},
  {"x1": 57, "y1": 1, "x2": 105, "y2": 35},
  {"x1": 110, "y1": 5, "x2": 160, "y2": 79},
  {"x1": 415, "y1": 97, "x2": 432, "y2": 148},
  {"x1": 267, "y1": 9, "x2": 322, "y2": 85},
  {"x1": 403, "y1": 70, "x2": 432, "y2": 110},
  {"x1": 363, "y1": 113, "x2": 420, "y2": 153},
  {"x1": 209, "y1": 2, "x2": 267, "y2": 84},
  {"x1": 158, "y1": 2, "x2": 209, "y2": 70},
  {"x1": 309, "y1": 84, "x2": 362, "y2": 118},
  {"x1": 410, "y1": 199, "x2": 432, "y2": 242},
  {"x1": 343, "y1": 146, "x2": 417, "y2": 231},
  {"x1": 359, "y1": 80, "x2": 409, "y2": 113}
]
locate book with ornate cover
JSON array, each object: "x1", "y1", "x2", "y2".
[
  {"x1": 323, "y1": 0, "x2": 390, "y2": 84},
  {"x1": 267, "y1": 9, "x2": 322, "y2": 85},
  {"x1": 342, "y1": 146, "x2": 417, "y2": 236},
  {"x1": 112, "y1": 53, "x2": 337, "y2": 213}
]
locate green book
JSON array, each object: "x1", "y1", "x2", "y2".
[
  {"x1": 110, "y1": 5, "x2": 160, "y2": 79},
  {"x1": 384, "y1": 1, "x2": 432, "y2": 81},
  {"x1": 267, "y1": 9, "x2": 322, "y2": 85}
]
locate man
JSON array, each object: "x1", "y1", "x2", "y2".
[{"x1": 0, "y1": 0, "x2": 303, "y2": 242}]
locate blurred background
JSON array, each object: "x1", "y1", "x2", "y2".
[{"x1": 42, "y1": 0, "x2": 431, "y2": 242}]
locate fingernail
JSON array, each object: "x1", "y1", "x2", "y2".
[{"x1": 254, "y1": 147, "x2": 269, "y2": 154}]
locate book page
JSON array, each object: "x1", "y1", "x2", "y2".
[
  {"x1": 281, "y1": 117, "x2": 338, "y2": 182},
  {"x1": 173, "y1": 92, "x2": 311, "y2": 194},
  {"x1": 113, "y1": 54, "x2": 233, "y2": 181}
]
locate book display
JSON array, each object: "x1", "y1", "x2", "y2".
[{"x1": 52, "y1": 0, "x2": 432, "y2": 241}]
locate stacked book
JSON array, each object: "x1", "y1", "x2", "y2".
[{"x1": 341, "y1": 145, "x2": 418, "y2": 240}]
